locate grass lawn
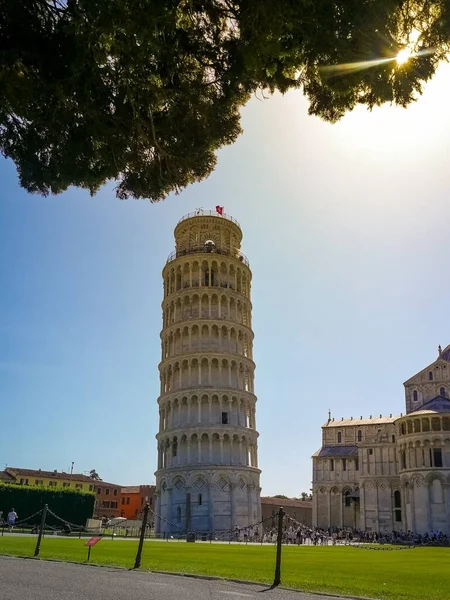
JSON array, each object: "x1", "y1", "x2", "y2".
[{"x1": 0, "y1": 536, "x2": 449, "y2": 600}]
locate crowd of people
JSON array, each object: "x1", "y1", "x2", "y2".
[{"x1": 259, "y1": 522, "x2": 450, "y2": 547}]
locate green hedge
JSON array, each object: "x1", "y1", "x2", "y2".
[{"x1": 0, "y1": 483, "x2": 95, "y2": 527}]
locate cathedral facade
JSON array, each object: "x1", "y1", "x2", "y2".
[
  {"x1": 312, "y1": 345, "x2": 450, "y2": 534},
  {"x1": 154, "y1": 210, "x2": 261, "y2": 535}
]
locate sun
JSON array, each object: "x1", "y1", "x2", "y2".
[{"x1": 396, "y1": 47, "x2": 413, "y2": 65}]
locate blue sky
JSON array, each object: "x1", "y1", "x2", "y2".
[{"x1": 1, "y1": 64, "x2": 450, "y2": 497}]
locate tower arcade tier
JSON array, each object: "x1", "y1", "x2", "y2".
[{"x1": 154, "y1": 210, "x2": 261, "y2": 535}]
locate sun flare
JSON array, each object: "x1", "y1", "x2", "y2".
[{"x1": 396, "y1": 47, "x2": 413, "y2": 65}]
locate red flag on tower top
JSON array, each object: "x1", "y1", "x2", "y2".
[{"x1": 215, "y1": 205, "x2": 224, "y2": 215}]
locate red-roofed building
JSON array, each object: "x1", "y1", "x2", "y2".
[
  {"x1": 93, "y1": 481, "x2": 123, "y2": 520},
  {"x1": 120, "y1": 485, "x2": 155, "y2": 520}
]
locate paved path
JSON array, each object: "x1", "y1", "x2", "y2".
[{"x1": 0, "y1": 556, "x2": 352, "y2": 600}]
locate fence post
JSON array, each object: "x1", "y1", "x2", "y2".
[
  {"x1": 34, "y1": 504, "x2": 48, "y2": 557},
  {"x1": 133, "y1": 503, "x2": 150, "y2": 569},
  {"x1": 273, "y1": 507, "x2": 284, "y2": 587}
]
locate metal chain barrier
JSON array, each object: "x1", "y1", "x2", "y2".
[
  {"x1": 46, "y1": 508, "x2": 85, "y2": 531},
  {"x1": 149, "y1": 507, "x2": 274, "y2": 540}
]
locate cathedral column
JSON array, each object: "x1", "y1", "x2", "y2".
[
  {"x1": 400, "y1": 486, "x2": 407, "y2": 531},
  {"x1": 247, "y1": 484, "x2": 254, "y2": 526},
  {"x1": 209, "y1": 483, "x2": 215, "y2": 532},
  {"x1": 230, "y1": 483, "x2": 237, "y2": 529},
  {"x1": 327, "y1": 489, "x2": 332, "y2": 528},
  {"x1": 155, "y1": 491, "x2": 161, "y2": 535},
  {"x1": 410, "y1": 483, "x2": 416, "y2": 532},
  {"x1": 374, "y1": 484, "x2": 380, "y2": 533},
  {"x1": 166, "y1": 487, "x2": 173, "y2": 535},
  {"x1": 444, "y1": 483, "x2": 450, "y2": 529},
  {"x1": 425, "y1": 483, "x2": 432, "y2": 532}
]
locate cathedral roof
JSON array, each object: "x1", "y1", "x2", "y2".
[
  {"x1": 406, "y1": 395, "x2": 450, "y2": 416},
  {"x1": 404, "y1": 344, "x2": 450, "y2": 385},
  {"x1": 323, "y1": 415, "x2": 398, "y2": 428},
  {"x1": 440, "y1": 344, "x2": 450, "y2": 362},
  {"x1": 312, "y1": 445, "x2": 359, "y2": 458}
]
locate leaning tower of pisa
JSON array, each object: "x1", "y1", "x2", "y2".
[{"x1": 154, "y1": 210, "x2": 261, "y2": 535}]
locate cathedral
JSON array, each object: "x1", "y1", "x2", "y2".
[{"x1": 312, "y1": 345, "x2": 450, "y2": 534}]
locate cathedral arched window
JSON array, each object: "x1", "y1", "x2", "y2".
[
  {"x1": 428, "y1": 371, "x2": 433, "y2": 381},
  {"x1": 337, "y1": 431, "x2": 342, "y2": 444},
  {"x1": 413, "y1": 390, "x2": 418, "y2": 402},
  {"x1": 357, "y1": 430, "x2": 362, "y2": 442},
  {"x1": 393, "y1": 490, "x2": 402, "y2": 522},
  {"x1": 440, "y1": 387, "x2": 445, "y2": 398}
]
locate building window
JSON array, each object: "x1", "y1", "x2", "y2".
[
  {"x1": 428, "y1": 371, "x2": 433, "y2": 381},
  {"x1": 344, "y1": 491, "x2": 351, "y2": 507},
  {"x1": 102, "y1": 501, "x2": 110, "y2": 508},
  {"x1": 342, "y1": 459, "x2": 347, "y2": 471},
  {"x1": 48, "y1": 481, "x2": 57, "y2": 487},
  {"x1": 105, "y1": 488, "x2": 110, "y2": 495},
  {"x1": 355, "y1": 458, "x2": 359, "y2": 471},
  {"x1": 392, "y1": 435, "x2": 396, "y2": 443},
  {"x1": 401, "y1": 451, "x2": 406, "y2": 470},
  {"x1": 126, "y1": 497, "x2": 130, "y2": 505},
  {"x1": 413, "y1": 390, "x2": 418, "y2": 402},
  {"x1": 35, "y1": 479, "x2": 43, "y2": 485},
  {"x1": 75, "y1": 483, "x2": 82, "y2": 489},
  {"x1": 394, "y1": 490, "x2": 402, "y2": 522},
  {"x1": 177, "y1": 506, "x2": 181, "y2": 522},
  {"x1": 440, "y1": 387, "x2": 445, "y2": 398},
  {"x1": 89, "y1": 485, "x2": 94, "y2": 491},
  {"x1": 357, "y1": 430, "x2": 362, "y2": 442},
  {"x1": 433, "y1": 448, "x2": 443, "y2": 468},
  {"x1": 110, "y1": 502, "x2": 118, "y2": 509},
  {"x1": 20, "y1": 478, "x2": 29, "y2": 485},
  {"x1": 330, "y1": 459, "x2": 334, "y2": 472},
  {"x1": 198, "y1": 494, "x2": 202, "y2": 505},
  {"x1": 337, "y1": 432, "x2": 342, "y2": 444},
  {"x1": 172, "y1": 439, "x2": 178, "y2": 457},
  {"x1": 113, "y1": 489, "x2": 118, "y2": 496},
  {"x1": 97, "y1": 487, "x2": 102, "y2": 495},
  {"x1": 63, "y1": 482, "x2": 70, "y2": 488},
  {"x1": 368, "y1": 449, "x2": 373, "y2": 455},
  {"x1": 222, "y1": 412, "x2": 228, "y2": 424},
  {"x1": 121, "y1": 497, "x2": 125, "y2": 505}
]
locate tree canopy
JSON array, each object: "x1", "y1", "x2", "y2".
[
  {"x1": 1, "y1": 1, "x2": 449, "y2": 200},
  {"x1": 89, "y1": 469, "x2": 101, "y2": 481}
]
